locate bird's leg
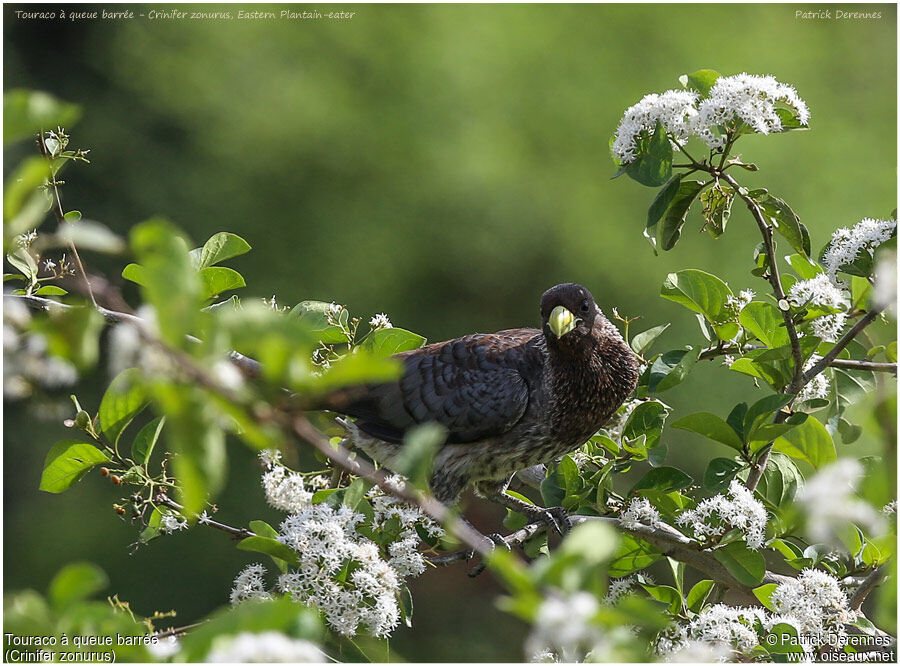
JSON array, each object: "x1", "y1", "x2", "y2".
[{"x1": 474, "y1": 477, "x2": 572, "y2": 536}]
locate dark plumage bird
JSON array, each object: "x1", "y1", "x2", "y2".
[{"x1": 319, "y1": 283, "x2": 639, "y2": 526}]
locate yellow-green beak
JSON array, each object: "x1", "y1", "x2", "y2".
[{"x1": 548, "y1": 305, "x2": 578, "y2": 338}]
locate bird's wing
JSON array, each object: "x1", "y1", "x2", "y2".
[{"x1": 323, "y1": 329, "x2": 540, "y2": 444}]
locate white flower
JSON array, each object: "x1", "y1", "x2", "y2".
[
  {"x1": 198, "y1": 511, "x2": 212, "y2": 525},
  {"x1": 42, "y1": 258, "x2": 57, "y2": 271},
  {"x1": 259, "y1": 448, "x2": 282, "y2": 469},
  {"x1": 211, "y1": 359, "x2": 244, "y2": 391},
  {"x1": 262, "y1": 466, "x2": 314, "y2": 512},
  {"x1": 612, "y1": 90, "x2": 699, "y2": 163},
  {"x1": 147, "y1": 635, "x2": 180, "y2": 661},
  {"x1": 788, "y1": 274, "x2": 849, "y2": 342},
  {"x1": 796, "y1": 459, "x2": 884, "y2": 546},
  {"x1": 658, "y1": 605, "x2": 764, "y2": 660},
  {"x1": 823, "y1": 218, "x2": 896, "y2": 287},
  {"x1": 694, "y1": 73, "x2": 809, "y2": 148},
  {"x1": 662, "y1": 639, "x2": 732, "y2": 663},
  {"x1": 18, "y1": 230, "x2": 38, "y2": 247},
  {"x1": 883, "y1": 500, "x2": 897, "y2": 515},
  {"x1": 796, "y1": 355, "x2": 830, "y2": 403},
  {"x1": 769, "y1": 569, "x2": 855, "y2": 648},
  {"x1": 603, "y1": 576, "x2": 636, "y2": 605},
  {"x1": 620, "y1": 497, "x2": 661, "y2": 530},
  {"x1": 873, "y1": 249, "x2": 897, "y2": 315},
  {"x1": 725, "y1": 289, "x2": 754, "y2": 314},
  {"x1": 524, "y1": 591, "x2": 605, "y2": 663},
  {"x1": 722, "y1": 355, "x2": 736, "y2": 368},
  {"x1": 206, "y1": 631, "x2": 325, "y2": 662},
  {"x1": 326, "y1": 302, "x2": 345, "y2": 325},
  {"x1": 676, "y1": 480, "x2": 767, "y2": 549},
  {"x1": 229, "y1": 564, "x2": 272, "y2": 605},
  {"x1": 368, "y1": 313, "x2": 392, "y2": 330},
  {"x1": 160, "y1": 514, "x2": 188, "y2": 533}
]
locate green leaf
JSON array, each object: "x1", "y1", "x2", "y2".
[
  {"x1": 303, "y1": 351, "x2": 402, "y2": 393},
  {"x1": 342, "y1": 478, "x2": 367, "y2": 511},
  {"x1": 704, "y1": 458, "x2": 743, "y2": 491},
  {"x1": 363, "y1": 327, "x2": 427, "y2": 358},
  {"x1": 630, "y1": 323, "x2": 670, "y2": 357},
  {"x1": 7, "y1": 246, "x2": 38, "y2": 284},
  {"x1": 645, "y1": 174, "x2": 683, "y2": 253},
  {"x1": 250, "y1": 520, "x2": 279, "y2": 539},
  {"x1": 649, "y1": 346, "x2": 701, "y2": 393},
  {"x1": 99, "y1": 368, "x2": 148, "y2": 446},
  {"x1": 743, "y1": 393, "x2": 794, "y2": 439},
  {"x1": 685, "y1": 579, "x2": 715, "y2": 612},
  {"x1": 289, "y1": 300, "x2": 349, "y2": 343},
  {"x1": 774, "y1": 416, "x2": 835, "y2": 469},
  {"x1": 198, "y1": 266, "x2": 246, "y2": 299},
  {"x1": 679, "y1": 69, "x2": 721, "y2": 97},
  {"x1": 622, "y1": 401, "x2": 669, "y2": 448},
  {"x1": 752, "y1": 583, "x2": 779, "y2": 611},
  {"x1": 699, "y1": 184, "x2": 733, "y2": 239},
  {"x1": 713, "y1": 541, "x2": 765, "y2": 586},
  {"x1": 787, "y1": 253, "x2": 822, "y2": 280},
  {"x1": 755, "y1": 193, "x2": 806, "y2": 256},
  {"x1": 661, "y1": 269, "x2": 732, "y2": 323},
  {"x1": 394, "y1": 423, "x2": 446, "y2": 488},
  {"x1": 237, "y1": 536, "x2": 300, "y2": 567},
  {"x1": 631, "y1": 466, "x2": 692, "y2": 494},
  {"x1": 728, "y1": 358, "x2": 784, "y2": 390},
  {"x1": 4, "y1": 89, "x2": 81, "y2": 145},
  {"x1": 641, "y1": 584, "x2": 682, "y2": 614},
  {"x1": 121, "y1": 262, "x2": 148, "y2": 286},
  {"x1": 197, "y1": 232, "x2": 251, "y2": 268},
  {"x1": 739, "y1": 302, "x2": 789, "y2": 349},
  {"x1": 39, "y1": 440, "x2": 110, "y2": 493},
  {"x1": 131, "y1": 416, "x2": 165, "y2": 466},
  {"x1": 672, "y1": 412, "x2": 744, "y2": 451},
  {"x1": 625, "y1": 121, "x2": 673, "y2": 187},
  {"x1": 130, "y1": 219, "x2": 201, "y2": 347},
  {"x1": 34, "y1": 285, "x2": 67, "y2": 296},
  {"x1": 756, "y1": 452, "x2": 802, "y2": 507},
  {"x1": 765, "y1": 622, "x2": 804, "y2": 655},
  {"x1": 48, "y1": 562, "x2": 108, "y2": 610},
  {"x1": 660, "y1": 181, "x2": 706, "y2": 251},
  {"x1": 608, "y1": 533, "x2": 661, "y2": 577}
]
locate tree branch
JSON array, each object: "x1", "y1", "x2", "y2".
[
  {"x1": 156, "y1": 495, "x2": 255, "y2": 540},
  {"x1": 802, "y1": 306, "x2": 886, "y2": 382},
  {"x1": 849, "y1": 564, "x2": 889, "y2": 611}
]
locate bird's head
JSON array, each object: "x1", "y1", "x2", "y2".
[{"x1": 540, "y1": 283, "x2": 602, "y2": 345}]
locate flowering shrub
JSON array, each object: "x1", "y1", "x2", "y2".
[{"x1": 3, "y1": 70, "x2": 896, "y2": 662}]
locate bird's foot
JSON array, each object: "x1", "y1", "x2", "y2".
[
  {"x1": 532, "y1": 506, "x2": 572, "y2": 537},
  {"x1": 466, "y1": 533, "x2": 510, "y2": 578}
]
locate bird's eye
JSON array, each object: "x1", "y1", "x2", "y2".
[{"x1": 580, "y1": 300, "x2": 590, "y2": 313}]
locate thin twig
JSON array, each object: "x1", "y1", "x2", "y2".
[
  {"x1": 849, "y1": 564, "x2": 888, "y2": 611},
  {"x1": 156, "y1": 495, "x2": 254, "y2": 539},
  {"x1": 803, "y1": 307, "x2": 886, "y2": 382}
]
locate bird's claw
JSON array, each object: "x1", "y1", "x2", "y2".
[
  {"x1": 537, "y1": 506, "x2": 572, "y2": 536},
  {"x1": 466, "y1": 533, "x2": 510, "y2": 577}
]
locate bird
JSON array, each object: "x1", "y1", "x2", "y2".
[{"x1": 317, "y1": 283, "x2": 639, "y2": 529}]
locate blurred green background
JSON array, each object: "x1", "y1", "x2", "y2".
[{"x1": 4, "y1": 3, "x2": 896, "y2": 661}]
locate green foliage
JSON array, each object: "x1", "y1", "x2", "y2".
[{"x1": 39, "y1": 440, "x2": 110, "y2": 494}]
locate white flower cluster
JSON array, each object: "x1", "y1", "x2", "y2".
[
  {"x1": 658, "y1": 604, "x2": 764, "y2": 659},
  {"x1": 796, "y1": 458, "x2": 884, "y2": 546},
  {"x1": 368, "y1": 313, "x2": 392, "y2": 330},
  {"x1": 769, "y1": 569, "x2": 856, "y2": 648},
  {"x1": 612, "y1": 90, "x2": 699, "y2": 163},
  {"x1": 676, "y1": 480, "x2": 767, "y2": 549},
  {"x1": 796, "y1": 354, "x2": 830, "y2": 403},
  {"x1": 693, "y1": 73, "x2": 809, "y2": 147},
  {"x1": 603, "y1": 398, "x2": 644, "y2": 443},
  {"x1": 612, "y1": 73, "x2": 809, "y2": 163},
  {"x1": 525, "y1": 591, "x2": 606, "y2": 663},
  {"x1": 230, "y1": 563, "x2": 273, "y2": 605},
  {"x1": 620, "y1": 497, "x2": 661, "y2": 530},
  {"x1": 367, "y1": 476, "x2": 444, "y2": 577},
  {"x1": 603, "y1": 576, "x2": 636, "y2": 605},
  {"x1": 787, "y1": 273, "x2": 849, "y2": 343},
  {"x1": 276, "y1": 502, "x2": 401, "y2": 637},
  {"x1": 262, "y1": 466, "x2": 315, "y2": 512},
  {"x1": 240, "y1": 467, "x2": 437, "y2": 638},
  {"x1": 3, "y1": 298, "x2": 78, "y2": 400},
  {"x1": 725, "y1": 289, "x2": 755, "y2": 315},
  {"x1": 206, "y1": 631, "x2": 325, "y2": 663},
  {"x1": 823, "y1": 218, "x2": 896, "y2": 287},
  {"x1": 159, "y1": 514, "x2": 188, "y2": 534}
]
